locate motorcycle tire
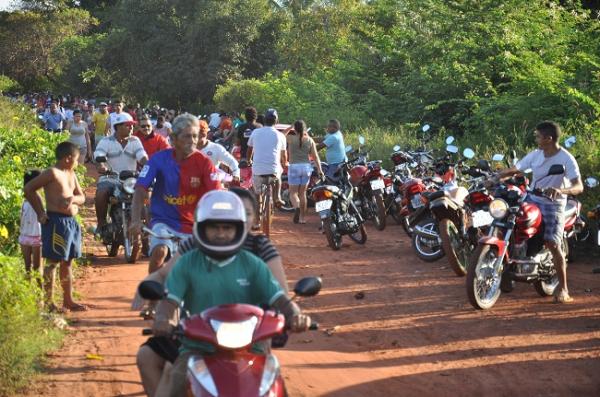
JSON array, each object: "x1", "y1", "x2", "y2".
[
  {"x1": 534, "y1": 238, "x2": 568, "y2": 297},
  {"x1": 400, "y1": 215, "x2": 412, "y2": 236},
  {"x1": 349, "y1": 223, "x2": 368, "y2": 244},
  {"x1": 106, "y1": 242, "x2": 119, "y2": 257},
  {"x1": 372, "y1": 195, "x2": 387, "y2": 231},
  {"x1": 323, "y1": 218, "x2": 342, "y2": 250},
  {"x1": 439, "y1": 219, "x2": 468, "y2": 276},
  {"x1": 124, "y1": 235, "x2": 140, "y2": 264},
  {"x1": 411, "y1": 217, "x2": 444, "y2": 262},
  {"x1": 390, "y1": 202, "x2": 403, "y2": 225},
  {"x1": 466, "y1": 245, "x2": 502, "y2": 310}
]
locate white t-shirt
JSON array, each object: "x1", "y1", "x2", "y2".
[
  {"x1": 208, "y1": 113, "x2": 221, "y2": 129},
  {"x1": 200, "y1": 141, "x2": 240, "y2": 178},
  {"x1": 94, "y1": 135, "x2": 148, "y2": 175},
  {"x1": 248, "y1": 126, "x2": 286, "y2": 176},
  {"x1": 516, "y1": 147, "x2": 580, "y2": 203},
  {"x1": 20, "y1": 201, "x2": 41, "y2": 237}
]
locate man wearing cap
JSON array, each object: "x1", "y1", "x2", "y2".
[
  {"x1": 130, "y1": 113, "x2": 222, "y2": 275},
  {"x1": 92, "y1": 102, "x2": 111, "y2": 145},
  {"x1": 247, "y1": 108, "x2": 287, "y2": 207},
  {"x1": 94, "y1": 112, "x2": 148, "y2": 232}
]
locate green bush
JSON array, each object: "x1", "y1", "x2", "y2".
[
  {"x1": 0, "y1": 75, "x2": 21, "y2": 93},
  {"x1": 0, "y1": 255, "x2": 62, "y2": 395}
]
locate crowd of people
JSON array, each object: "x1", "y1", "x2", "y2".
[{"x1": 11, "y1": 91, "x2": 585, "y2": 396}]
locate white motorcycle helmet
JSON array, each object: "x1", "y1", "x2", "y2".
[{"x1": 193, "y1": 190, "x2": 247, "y2": 260}]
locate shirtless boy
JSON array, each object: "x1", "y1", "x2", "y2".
[{"x1": 24, "y1": 141, "x2": 87, "y2": 311}]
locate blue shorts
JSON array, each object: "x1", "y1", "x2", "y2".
[
  {"x1": 527, "y1": 195, "x2": 565, "y2": 244},
  {"x1": 149, "y1": 223, "x2": 191, "y2": 257},
  {"x1": 41, "y1": 212, "x2": 81, "y2": 261},
  {"x1": 288, "y1": 163, "x2": 312, "y2": 186}
]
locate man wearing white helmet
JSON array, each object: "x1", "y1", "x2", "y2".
[{"x1": 152, "y1": 190, "x2": 311, "y2": 397}]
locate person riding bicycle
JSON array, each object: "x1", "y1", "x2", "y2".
[
  {"x1": 197, "y1": 119, "x2": 240, "y2": 183},
  {"x1": 94, "y1": 113, "x2": 148, "y2": 237},
  {"x1": 151, "y1": 190, "x2": 311, "y2": 397},
  {"x1": 246, "y1": 108, "x2": 287, "y2": 208},
  {"x1": 495, "y1": 121, "x2": 583, "y2": 303},
  {"x1": 130, "y1": 113, "x2": 222, "y2": 275},
  {"x1": 134, "y1": 187, "x2": 290, "y2": 397}
]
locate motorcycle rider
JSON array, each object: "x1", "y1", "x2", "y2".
[
  {"x1": 151, "y1": 190, "x2": 310, "y2": 397},
  {"x1": 129, "y1": 113, "x2": 221, "y2": 275},
  {"x1": 94, "y1": 113, "x2": 148, "y2": 234},
  {"x1": 197, "y1": 119, "x2": 240, "y2": 183},
  {"x1": 134, "y1": 187, "x2": 289, "y2": 397},
  {"x1": 496, "y1": 121, "x2": 583, "y2": 303}
]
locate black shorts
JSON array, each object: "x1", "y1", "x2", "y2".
[{"x1": 142, "y1": 336, "x2": 180, "y2": 363}]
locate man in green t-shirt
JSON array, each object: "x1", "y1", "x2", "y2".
[{"x1": 152, "y1": 190, "x2": 311, "y2": 397}]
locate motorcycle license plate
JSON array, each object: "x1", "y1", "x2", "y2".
[
  {"x1": 370, "y1": 179, "x2": 385, "y2": 191},
  {"x1": 471, "y1": 210, "x2": 494, "y2": 228},
  {"x1": 411, "y1": 194, "x2": 423, "y2": 209},
  {"x1": 385, "y1": 185, "x2": 393, "y2": 194},
  {"x1": 315, "y1": 200, "x2": 333, "y2": 212}
]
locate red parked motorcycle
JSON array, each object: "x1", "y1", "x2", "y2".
[
  {"x1": 349, "y1": 159, "x2": 387, "y2": 231},
  {"x1": 466, "y1": 164, "x2": 580, "y2": 309},
  {"x1": 138, "y1": 277, "x2": 321, "y2": 396}
]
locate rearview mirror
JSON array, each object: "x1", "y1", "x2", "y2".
[
  {"x1": 548, "y1": 164, "x2": 565, "y2": 176},
  {"x1": 477, "y1": 159, "x2": 490, "y2": 171},
  {"x1": 564, "y1": 136, "x2": 576, "y2": 149},
  {"x1": 293, "y1": 277, "x2": 322, "y2": 297},
  {"x1": 138, "y1": 280, "x2": 166, "y2": 300},
  {"x1": 463, "y1": 148, "x2": 475, "y2": 159},
  {"x1": 422, "y1": 124, "x2": 430, "y2": 133},
  {"x1": 95, "y1": 156, "x2": 107, "y2": 163},
  {"x1": 445, "y1": 136, "x2": 455, "y2": 145},
  {"x1": 446, "y1": 145, "x2": 459, "y2": 154},
  {"x1": 345, "y1": 145, "x2": 353, "y2": 153},
  {"x1": 358, "y1": 136, "x2": 365, "y2": 145},
  {"x1": 585, "y1": 177, "x2": 598, "y2": 188},
  {"x1": 393, "y1": 145, "x2": 401, "y2": 152},
  {"x1": 492, "y1": 154, "x2": 504, "y2": 162}
]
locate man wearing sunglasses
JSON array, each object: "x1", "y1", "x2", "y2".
[{"x1": 134, "y1": 115, "x2": 171, "y2": 158}]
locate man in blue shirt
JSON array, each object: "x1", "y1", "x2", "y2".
[
  {"x1": 316, "y1": 119, "x2": 347, "y2": 179},
  {"x1": 43, "y1": 102, "x2": 67, "y2": 132}
]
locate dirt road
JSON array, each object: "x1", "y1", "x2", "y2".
[{"x1": 21, "y1": 177, "x2": 600, "y2": 397}]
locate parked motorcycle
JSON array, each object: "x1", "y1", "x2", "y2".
[
  {"x1": 431, "y1": 151, "x2": 502, "y2": 276},
  {"x1": 466, "y1": 164, "x2": 580, "y2": 310},
  {"x1": 312, "y1": 154, "x2": 367, "y2": 250},
  {"x1": 584, "y1": 177, "x2": 599, "y2": 248},
  {"x1": 137, "y1": 277, "x2": 321, "y2": 397},
  {"x1": 94, "y1": 156, "x2": 140, "y2": 263},
  {"x1": 349, "y1": 136, "x2": 387, "y2": 231}
]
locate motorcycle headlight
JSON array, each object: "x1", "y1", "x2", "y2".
[
  {"x1": 489, "y1": 199, "x2": 509, "y2": 219},
  {"x1": 122, "y1": 177, "x2": 137, "y2": 194},
  {"x1": 259, "y1": 354, "x2": 280, "y2": 396},
  {"x1": 210, "y1": 316, "x2": 258, "y2": 349},
  {"x1": 187, "y1": 356, "x2": 218, "y2": 397}
]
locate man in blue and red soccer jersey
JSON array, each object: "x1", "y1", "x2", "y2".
[{"x1": 130, "y1": 113, "x2": 222, "y2": 274}]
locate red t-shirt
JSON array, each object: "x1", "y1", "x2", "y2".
[{"x1": 134, "y1": 130, "x2": 171, "y2": 158}]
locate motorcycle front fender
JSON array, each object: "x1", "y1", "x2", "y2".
[{"x1": 477, "y1": 236, "x2": 509, "y2": 264}]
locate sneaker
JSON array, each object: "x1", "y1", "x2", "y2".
[{"x1": 554, "y1": 290, "x2": 574, "y2": 304}]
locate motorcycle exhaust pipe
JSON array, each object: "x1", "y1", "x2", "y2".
[{"x1": 414, "y1": 224, "x2": 440, "y2": 239}]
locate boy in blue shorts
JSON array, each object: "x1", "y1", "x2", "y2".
[{"x1": 24, "y1": 141, "x2": 88, "y2": 311}]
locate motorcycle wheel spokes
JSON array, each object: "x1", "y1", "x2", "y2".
[
  {"x1": 468, "y1": 245, "x2": 501, "y2": 310},
  {"x1": 349, "y1": 224, "x2": 367, "y2": 244}
]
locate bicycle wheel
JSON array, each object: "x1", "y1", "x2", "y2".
[{"x1": 261, "y1": 186, "x2": 273, "y2": 237}]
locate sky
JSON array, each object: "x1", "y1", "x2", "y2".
[{"x1": 0, "y1": 0, "x2": 18, "y2": 11}]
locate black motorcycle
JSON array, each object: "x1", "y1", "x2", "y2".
[
  {"x1": 95, "y1": 156, "x2": 141, "y2": 263},
  {"x1": 311, "y1": 160, "x2": 367, "y2": 250}
]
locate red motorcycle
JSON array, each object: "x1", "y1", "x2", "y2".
[
  {"x1": 349, "y1": 159, "x2": 387, "y2": 231},
  {"x1": 138, "y1": 277, "x2": 321, "y2": 396},
  {"x1": 466, "y1": 164, "x2": 580, "y2": 309}
]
